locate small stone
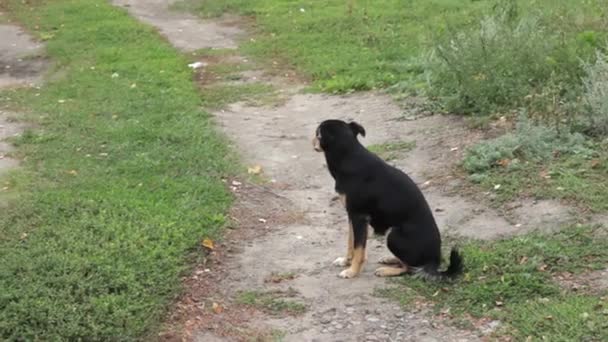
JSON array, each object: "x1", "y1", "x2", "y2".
[
  {"x1": 335, "y1": 324, "x2": 343, "y2": 329},
  {"x1": 366, "y1": 335, "x2": 378, "y2": 341},
  {"x1": 366, "y1": 316, "x2": 380, "y2": 323},
  {"x1": 394, "y1": 312, "x2": 404, "y2": 318},
  {"x1": 320, "y1": 317, "x2": 332, "y2": 324}
]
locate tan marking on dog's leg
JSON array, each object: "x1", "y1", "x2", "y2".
[
  {"x1": 339, "y1": 246, "x2": 365, "y2": 278},
  {"x1": 333, "y1": 219, "x2": 354, "y2": 267},
  {"x1": 374, "y1": 265, "x2": 408, "y2": 277},
  {"x1": 378, "y1": 256, "x2": 402, "y2": 265}
]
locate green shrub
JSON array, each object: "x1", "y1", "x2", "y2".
[
  {"x1": 463, "y1": 114, "x2": 593, "y2": 175},
  {"x1": 582, "y1": 51, "x2": 608, "y2": 137},
  {"x1": 427, "y1": 1, "x2": 591, "y2": 116}
]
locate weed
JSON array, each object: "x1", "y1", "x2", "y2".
[
  {"x1": 368, "y1": 140, "x2": 416, "y2": 161},
  {"x1": 582, "y1": 51, "x2": 608, "y2": 137},
  {"x1": 428, "y1": 1, "x2": 597, "y2": 117},
  {"x1": 264, "y1": 272, "x2": 297, "y2": 284},
  {"x1": 236, "y1": 289, "x2": 307, "y2": 316}
]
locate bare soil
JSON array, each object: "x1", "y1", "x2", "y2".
[
  {"x1": 110, "y1": 1, "x2": 599, "y2": 341},
  {"x1": 0, "y1": 19, "x2": 48, "y2": 200}
]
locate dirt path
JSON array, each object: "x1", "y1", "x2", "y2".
[
  {"x1": 0, "y1": 17, "x2": 48, "y2": 203},
  {"x1": 112, "y1": 2, "x2": 586, "y2": 341}
]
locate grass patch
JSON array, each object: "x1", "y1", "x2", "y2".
[
  {"x1": 368, "y1": 140, "x2": 416, "y2": 161},
  {"x1": 463, "y1": 115, "x2": 607, "y2": 211},
  {"x1": 1, "y1": 0, "x2": 236, "y2": 340},
  {"x1": 236, "y1": 289, "x2": 307, "y2": 316},
  {"x1": 176, "y1": 0, "x2": 493, "y2": 93},
  {"x1": 176, "y1": 0, "x2": 607, "y2": 101},
  {"x1": 382, "y1": 225, "x2": 608, "y2": 340}
]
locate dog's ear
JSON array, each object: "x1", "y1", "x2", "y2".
[{"x1": 349, "y1": 121, "x2": 366, "y2": 137}]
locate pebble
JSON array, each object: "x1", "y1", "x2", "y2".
[
  {"x1": 394, "y1": 312, "x2": 405, "y2": 318},
  {"x1": 366, "y1": 335, "x2": 378, "y2": 341},
  {"x1": 366, "y1": 316, "x2": 380, "y2": 323},
  {"x1": 335, "y1": 324, "x2": 343, "y2": 330},
  {"x1": 320, "y1": 317, "x2": 332, "y2": 324}
]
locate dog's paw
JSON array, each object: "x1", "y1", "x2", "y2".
[
  {"x1": 378, "y1": 256, "x2": 401, "y2": 265},
  {"x1": 374, "y1": 266, "x2": 407, "y2": 277},
  {"x1": 332, "y1": 257, "x2": 351, "y2": 267},
  {"x1": 338, "y1": 268, "x2": 358, "y2": 279}
]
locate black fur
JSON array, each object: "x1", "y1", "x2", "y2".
[{"x1": 315, "y1": 119, "x2": 463, "y2": 280}]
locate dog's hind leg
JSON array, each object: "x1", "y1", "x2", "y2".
[
  {"x1": 374, "y1": 265, "x2": 408, "y2": 277},
  {"x1": 339, "y1": 214, "x2": 368, "y2": 279}
]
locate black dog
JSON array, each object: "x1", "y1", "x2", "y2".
[{"x1": 313, "y1": 119, "x2": 462, "y2": 280}]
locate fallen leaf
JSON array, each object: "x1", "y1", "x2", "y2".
[
  {"x1": 556, "y1": 187, "x2": 565, "y2": 191},
  {"x1": 519, "y1": 256, "x2": 528, "y2": 264},
  {"x1": 496, "y1": 158, "x2": 510, "y2": 167},
  {"x1": 67, "y1": 170, "x2": 78, "y2": 175},
  {"x1": 494, "y1": 184, "x2": 501, "y2": 190},
  {"x1": 539, "y1": 169, "x2": 551, "y2": 179},
  {"x1": 495, "y1": 301, "x2": 504, "y2": 307},
  {"x1": 231, "y1": 180, "x2": 242, "y2": 186},
  {"x1": 590, "y1": 159, "x2": 601, "y2": 169},
  {"x1": 432, "y1": 290, "x2": 440, "y2": 297},
  {"x1": 201, "y1": 238, "x2": 214, "y2": 250},
  {"x1": 212, "y1": 302, "x2": 223, "y2": 314},
  {"x1": 538, "y1": 264, "x2": 548, "y2": 272},
  {"x1": 248, "y1": 164, "x2": 263, "y2": 175},
  {"x1": 20, "y1": 232, "x2": 28, "y2": 240},
  {"x1": 450, "y1": 147, "x2": 459, "y2": 152}
]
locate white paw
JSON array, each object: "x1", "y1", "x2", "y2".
[
  {"x1": 332, "y1": 257, "x2": 351, "y2": 267},
  {"x1": 338, "y1": 268, "x2": 358, "y2": 279}
]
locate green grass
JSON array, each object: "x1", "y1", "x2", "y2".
[
  {"x1": 381, "y1": 225, "x2": 608, "y2": 340},
  {"x1": 236, "y1": 289, "x2": 307, "y2": 316},
  {"x1": 175, "y1": 0, "x2": 607, "y2": 95},
  {"x1": 473, "y1": 155, "x2": 608, "y2": 212},
  {"x1": 367, "y1": 140, "x2": 416, "y2": 161},
  {"x1": 0, "y1": 0, "x2": 236, "y2": 340}
]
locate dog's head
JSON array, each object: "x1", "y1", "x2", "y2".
[{"x1": 312, "y1": 119, "x2": 366, "y2": 153}]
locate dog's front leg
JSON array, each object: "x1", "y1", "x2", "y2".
[
  {"x1": 339, "y1": 214, "x2": 368, "y2": 279},
  {"x1": 332, "y1": 219, "x2": 354, "y2": 267}
]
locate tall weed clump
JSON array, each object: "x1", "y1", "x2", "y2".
[
  {"x1": 582, "y1": 51, "x2": 608, "y2": 137},
  {"x1": 427, "y1": 1, "x2": 591, "y2": 117}
]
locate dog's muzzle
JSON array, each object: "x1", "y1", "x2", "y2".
[{"x1": 312, "y1": 136, "x2": 323, "y2": 152}]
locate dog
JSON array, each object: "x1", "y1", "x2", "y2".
[{"x1": 312, "y1": 119, "x2": 463, "y2": 280}]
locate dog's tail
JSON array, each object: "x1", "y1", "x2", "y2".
[{"x1": 413, "y1": 248, "x2": 463, "y2": 281}]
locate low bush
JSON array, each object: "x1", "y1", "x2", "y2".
[{"x1": 463, "y1": 114, "x2": 594, "y2": 175}]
